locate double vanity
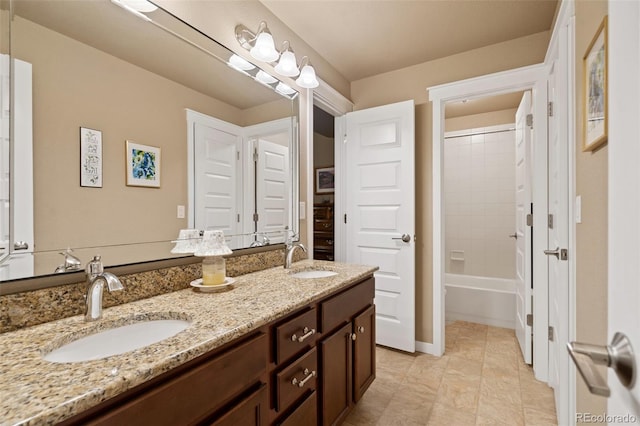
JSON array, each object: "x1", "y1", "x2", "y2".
[{"x1": 0, "y1": 260, "x2": 377, "y2": 425}]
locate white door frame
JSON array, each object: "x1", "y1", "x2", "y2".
[{"x1": 429, "y1": 64, "x2": 550, "y2": 381}]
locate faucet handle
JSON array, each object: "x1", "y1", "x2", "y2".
[{"x1": 86, "y1": 255, "x2": 104, "y2": 277}]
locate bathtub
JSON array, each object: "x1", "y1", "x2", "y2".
[{"x1": 444, "y1": 273, "x2": 516, "y2": 329}]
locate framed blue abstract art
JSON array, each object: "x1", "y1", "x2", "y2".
[{"x1": 126, "y1": 141, "x2": 161, "y2": 188}]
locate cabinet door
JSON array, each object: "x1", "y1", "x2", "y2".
[
  {"x1": 320, "y1": 322, "x2": 352, "y2": 426},
  {"x1": 209, "y1": 384, "x2": 268, "y2": 426},
  {"x1": 353, "y1": 305, "x2": 376, "y2": 402}
]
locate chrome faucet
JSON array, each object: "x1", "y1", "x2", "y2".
[
  {"x1": 84, "y1": 256, "x2": 123, "y2": 321},
  {"x1": 284, "y1": 232, "x2": 307, "y2": 269}
]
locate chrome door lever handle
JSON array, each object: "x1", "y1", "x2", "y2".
[
  {"x1": 392, "y1": 234, "x2": 411, "y2": 243},
  {"x1": 509, "y1": 233, "x2": 518, "y2": 239},
  {"x1": 544, "y1": 247, "x2": 568, "y2": 260},
  {"x1": 567, "y1": 332, "x2": 636, "y2": 397}
]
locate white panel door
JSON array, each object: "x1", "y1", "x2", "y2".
[
  {"x1": 607, "y1": 1, "x2": 640, "y2": 418},
  {"x1": 546, "y1": 33, "x2": 571, "y2": 423},
  {"x1": 346, "y1": 100, "x2": 415, "y2": 353},
  {"x1": 515, "y1": 91, "x2": 533, "y2": 364},
  {"x1": 194, "y1": 122, "x2": 241, "y2": 248},
  {"x1": 256, "y1": 139, "x2": 289, "y2": 245}
]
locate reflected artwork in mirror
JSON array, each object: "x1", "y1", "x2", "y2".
[{"x1": 0, "y1": 0, "x2": 300, "y2": 283}]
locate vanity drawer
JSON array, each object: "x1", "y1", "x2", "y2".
[
  {"x1": 277, "y1": 391, "x2": 317, "y2": 426},
  {"x1": 275, "y1": 347, "x2": 317, "y2": 413},
  {"x1": 209, "y1": 384, "x2": 268, "y2": 426},
  {"x1": 275, "y1": 308, "x2": 318, "y2": 364},
  {"x1": 83, "y1": 333, "x2": 268, "y2": 426},
  {"x1": 320, "y1": 278, "x2": 374, "y2": 333}
]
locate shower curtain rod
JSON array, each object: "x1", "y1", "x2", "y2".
[{"x1": 444, "y1": 127, "x2": 515, "y2": 139}]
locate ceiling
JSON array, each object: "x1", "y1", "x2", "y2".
[{"x1": 261, "y1": 0, "x2": 558, "y2": 82}]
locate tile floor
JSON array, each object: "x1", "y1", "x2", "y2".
[{"x1": 344, "y1": 321, "x2": 558, "y2": 426}]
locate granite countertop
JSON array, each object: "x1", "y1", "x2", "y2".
[{"x1": 0, "y1": 260, "x2": 377, "y2": 426}]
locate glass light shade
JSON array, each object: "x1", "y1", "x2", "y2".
[
  {"x1": 171, "y1": 229, "x2": 201, "y2": 254},
  {"x1": 120, "y1": 0, "x2": 157, "y2": 12},
  {"x1": 295, "y1": 64, "x2": 319, "y2": 89},
  {"x1": 274, "y1": 50, "x2": 300, "y2": 77},
  {"x1": 275, "y1": 82, "x2": 296, "y2": 96},
  {"x1": 194, "y1": 230, "x2": 232, "y2": 257},
  {"x1": 256, "y1": 70, "x2": 278, "y2": 85},
  {"x1": 250, "y1": 32, "x2": 279, "y2": 63},
  {"x1": 228, "y1": 54, "x2": 255, "y2": 71}
]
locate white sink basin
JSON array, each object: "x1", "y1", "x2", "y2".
[
  {"x1": 43, "y1": 319, "x2": 191, "y2": 363},
  {"x1": 290, "y1": 270, "x2": 338, "y2": 279}
]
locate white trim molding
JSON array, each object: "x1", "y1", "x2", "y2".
[{"x1": 428, "y1": 64, "x2": 550, "y2": 381}]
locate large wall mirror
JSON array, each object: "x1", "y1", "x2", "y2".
[{"x1": 0, "y1": 0, "x2": 300, "y2": 283}]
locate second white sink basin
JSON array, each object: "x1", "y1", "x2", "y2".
[
  {"x1": 43, "y1": 319, "x2": 191, "y2": 363},
  {"x1": 290, "y1": 270, "x2": 338, "y2": 279}
]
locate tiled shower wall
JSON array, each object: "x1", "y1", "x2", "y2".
[{"x1": 444, "y1": 124, "x2": 516, "y2": 279}]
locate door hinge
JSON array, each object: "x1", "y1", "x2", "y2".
[
  {"x1": 253, "y1": 148, "x2": 258, "y2": 162},
  {"x1": 237, "y1": 214, "x2": 240, "y2": 223},
  {"x1": 253, "y1": 213, "x2": 259, "y2": 222},
  {"x1": 548, "y1": 326, "x2": 555, "y2": 342},
  {"x1": 344, "y1": 213, "x2": 347, "y2": 224},
  {"x1": 548, "y1": 102, "x2": 554, "y2": 117},
  {"x1": 526, "y1": 314, "x2": 533, "y2": 327},
  {"x1": 237, "y1": 151, "x2": 240, "y2": 161},
  {"x1": 526, "y1": 113, "x2": 533, "y2": 128},
  {"x1": 526, "y1": 214, "x2": 533, "y2": 227},
  {"x1": 548, "y1": 214, "x2": 554, "y2": 229}
]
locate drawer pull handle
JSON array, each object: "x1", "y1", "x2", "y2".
[
  {"x1": 358, "y1": 326, "x2": 365, "y2": 334},
  {"x1": 322, "y1": 223, "x2": 331, "y2": 229},
  {"x1": 291, "y1": 368, "x2": 316, "y2": 388},
  {"x1": 351, "y1": 333, "x2": 357, "y2": 341},
  {"x1": 291, "y1": 327, "x2": 316, "y2": 343}
]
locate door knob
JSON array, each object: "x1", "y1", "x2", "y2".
[
  {"x1": 392, "y1": 234, "x2": 411, "y2": 243},
  {"x1": 567, "y1": 332, "x2": 636, "y2": 397}
]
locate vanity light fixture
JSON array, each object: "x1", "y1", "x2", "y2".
[
  {"x1": 256, "y1": 70, "x2": 278, "y2": 85},
  {"x1": 228, "y1": 54, "x2": 256, "y2": 72},
  {"x1": 296, "y1": 57, "x2": 319, "y2": 89},
  {"x1": 274, "y1": 42, "x2": 300, "y2": 77},
  {"x1": 119, "y1": 0, "x2": 158, "y2": 12},
  {"x1": 275, "y1": 82, "x2": 296, "y2": 96},
  {"x1": 110, "y1": 0, "x2": 152, "y2": 21},
  {"x1": 235, "y1": 21, "x2": 320, "y2": 89}
]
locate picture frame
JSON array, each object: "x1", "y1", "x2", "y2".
[
  {"x1": 125, "y1": 141, "x2": 161, "y2": 188},
  {"x1": 315, "y1": 166, "x2": 335, "y2": 194},
  {"x1": 80, "y1": 127, "x2": 102, "y2": 188},
  {"x1": 583, "y1": 16, "x2": 608, "y2": 152}
]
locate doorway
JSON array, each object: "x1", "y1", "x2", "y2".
[{"x1": 312, "y1": 106, "x2": 335, "y2": 261}]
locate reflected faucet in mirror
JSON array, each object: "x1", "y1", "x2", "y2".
[{"x1": 54, "y1": 248, "x2": 82, "y2": 273}]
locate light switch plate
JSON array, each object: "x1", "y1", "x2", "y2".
[
  {"x1": 575, "y1": 196, "x2": 582, "y2": 224},
  {"x1": 299, "y1": 201, "x2": 306, "y2": 220},
  {"x1": 177, "y1": 205, "x2": 185, "y2": 219}
]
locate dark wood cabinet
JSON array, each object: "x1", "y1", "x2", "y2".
[
  {"x1": 313, "y1": 204, "x2": 334, "y2": 261},
  {"x1": 319, "y1": 278, "x2": 376, "y2": 426},
  {"x1": 61, "y1": 276, "x2": 375, "y2": 426}
]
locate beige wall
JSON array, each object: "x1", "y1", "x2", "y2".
[
  {"x1": 575, "y1": 0, "x2": 608, "y2": 418},
  {"x1": 14, "y1": 17, "x2": 244, "y2": 252},
  {"x1": 351, "y1": 32, "x2": 550, "y2": 343},
  {"x1": 445, "y1": 108, "x2": 517, "y2": 132}
]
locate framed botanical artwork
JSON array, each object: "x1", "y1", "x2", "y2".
[
  {"x1": 315, "y1": 166, "x2": 335, "y2": 194},
  {"x1": 583, "y1": 16, "x2": 608, "y2": 152},
  {"x1": 79, "y1": 127, "x2": 102, "y2": 188},
  {"x1": 125, "y1": 141, "x2": 161, "y2": 188}
]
